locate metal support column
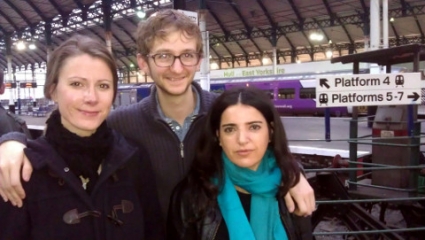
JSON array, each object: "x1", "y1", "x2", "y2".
[
  {"x1": 349, "y1": 62, "x2": 360, "y2": 190},
  {"x1": 102, "y1": 0, "x2": 113, "y2": 54},
  {"x1": 370, "y1": 0, "x2": 380, "y2": 50},
  {"x1": 383, "y1": 0, "x2": 389, "y2": 48},
  {"x1": 45, "y1": 22, "x2": 53, "y2": 62},
  {"x1": 5, "y1": 34, "x2": 15, "y2": 113},
  {"x1": 198, "y1": 7, "x2": 210, "y2": 91}
]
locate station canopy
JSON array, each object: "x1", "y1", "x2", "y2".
[{"x1": 0, "y1": 0, "x2": 425, "y2": 71}]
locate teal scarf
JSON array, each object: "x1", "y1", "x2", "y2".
[{"x1": 216, "y1": 149, "x2": 288, "y2": 240}]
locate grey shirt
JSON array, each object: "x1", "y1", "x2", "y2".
[{"x1": 156, "y1": 87, "x2": 201, "y2": 141}]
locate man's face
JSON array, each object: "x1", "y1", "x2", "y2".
[{"x1": 137, "y1": 30, "x2": 201, "y2": 97}]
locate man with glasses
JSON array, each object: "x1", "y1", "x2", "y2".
[{"x1": 0, "y1": 9, "x2": 315, "y2": 223}]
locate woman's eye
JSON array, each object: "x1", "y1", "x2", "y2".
[
  {"x1": 223, "y1": 127, "x2": 234, "y2": 133},
  {"x1": 70, "y1": 82, "x2": 82, "y2": 87},
  {"x1": 250, "y1": 124, "x2": 261, "y2": 130},
  {"x1": 99, "y1": 84, "x2": 110, "y2": 89}
]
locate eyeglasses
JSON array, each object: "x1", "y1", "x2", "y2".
[{"x1": 146, "y1": 52, "x2": 201, "y2": 67}]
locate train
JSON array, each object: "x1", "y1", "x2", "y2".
[
  {"x1": 114, "y1": 75, "x2": 359, "y2": 116},
  {"x1": 214, "y1": 78, "x2": 353, "y2": 116},
  {"x1": 113, "y1": 83, "x2": 153, "y2": 108}
]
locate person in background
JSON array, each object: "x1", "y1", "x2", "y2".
[
  {"x1": 0, "y1": 35, "x2": 163, "y2": 240},
  {"x1": 168, "y1": 87, "x2": 312, "y2": 240},
  {"x1": 0, "y1": 9, "x2": 315, "y2": 223},
  {"x1": 0, "y1": 70, "x2": 32, "y2": 139}
]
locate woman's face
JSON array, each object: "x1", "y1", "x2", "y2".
[
  {"x1": 50, "y1": 54, "x2": 114, "y2": 137},
  {"x1": 217, "y1": 104, "x2": 270, "y2": 171}
]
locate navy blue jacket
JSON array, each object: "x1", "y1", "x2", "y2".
[
  {"x1": 0, "y1": 131, "x2": 163, "y2": 240},
  {"x1": 107, "y1": 82, "x2": 218, "y2": 219}
]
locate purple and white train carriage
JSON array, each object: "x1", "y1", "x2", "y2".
[{"x1": 224, "y1": 79, "x2": 351, "y2": 116}]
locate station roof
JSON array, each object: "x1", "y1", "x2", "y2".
[
  {"x1": 0, "y1": 0, "x2": 425, "y2": 71},
  {"x1": 332, "y1": 44, "x2": 425, "y2": 66}
]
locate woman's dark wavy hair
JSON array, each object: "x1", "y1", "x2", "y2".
[{"x1": 186, "y1": 87, "x2": 301, "y2": 220}]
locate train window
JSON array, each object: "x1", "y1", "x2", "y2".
[
  {"x1": 278, "y1": 88, "x2": 295, "y2": 99},
  {"x1": 211, "y1": 88, "x2": 225, "y2": 94},
  {"x1": 263, "y1": 89, "x2": 274, "y2": 99},
  {"x1": 299, "y1": 88, "x2": 316, "y2": 99}
]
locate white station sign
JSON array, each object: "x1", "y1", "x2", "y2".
[
  {"x1": 177, "y1": 10, "x2": 198, "y2": 24},
  {"x1": 316, "y1": 72, "x2": 422, "y2": 107}
]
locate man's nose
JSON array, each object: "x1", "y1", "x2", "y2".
[{"x1": 169, "y1": 57, "x2": 184, "y2": 73}]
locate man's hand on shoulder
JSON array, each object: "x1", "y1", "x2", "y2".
[
  {"x1": 0, "y1": 140, "x2": 32, "y2": 207},
  {"x1": 284, "y1": 173, "x2": 315, "y2": 217}
]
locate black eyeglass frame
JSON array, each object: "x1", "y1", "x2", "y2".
[{"x1": 145, "y1": 52, "x2": 202, "y2": 67}]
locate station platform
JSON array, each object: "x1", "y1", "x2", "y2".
[
  {"x1": 19, "y1": 113, "x2": 425, "y2": 194},
  {"x1": 22, "y1": 115, "x2": 425, "y2": 153}
]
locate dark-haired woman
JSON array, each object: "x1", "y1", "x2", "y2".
[
  {"x1": 0, "y1": 35, "x2": 163, "y2": 240},
  {"x1": 167, "y1": 87, "x2": 312, "y2": 240}
]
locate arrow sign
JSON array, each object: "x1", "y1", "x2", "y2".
[
  {"x1": 407, "y1": 92, "x2": 420, "y2": 101},
  {"x1": 319, "y1": 78, "x2": 330, "y2": 89},
  {"x1": 316, "y1": 73, "x2": 423, "y2": 107}
]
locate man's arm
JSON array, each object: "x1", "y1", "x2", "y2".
[
  {"x1": 284, "y1": 173, "x2": 315, "y2": 217},
  {"x1": 0, "y1": 116, "x2": 16, "y2": 136},
  {"x1": 0, "y1": 132, "x2": 32, "y2": 207}
]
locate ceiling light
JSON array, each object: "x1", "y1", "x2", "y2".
[
  {"x1": 210, "y1": 62, "x2": 219, "y2": 70},
  {"x1": 325, "y1": 49, "x2": 333, "y2": 59},
  {"x1": 309, "y1": 32, "x2": 324, "y2": 41},
  {"x1": 16, "y1": 41, "x2": 26, "y2": 51},
  {"x1": 262, "y1": 57, "x2": 270, "y2": 65},
  {"x1": 137, "y1": 10, "x2": 146, "y2": 18},
  {"x1": 390, "y1": 17, "x2": 394, "y2": 22},
  {"x1": 28, "y1": 43, "x2": 36, "y2": 50}
]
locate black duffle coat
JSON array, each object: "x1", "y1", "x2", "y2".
[{"x1": 0, "y1": 131, "x2": 164, "y2": 240}]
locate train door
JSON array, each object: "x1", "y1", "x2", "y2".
[
  {"x1": 273, "y1": 82, "x2": 278, "y2": 101},
  {"x1": 114, "y1": 89, "x2": 137, "y2": 108},
  {"x1": 275, "y1": 81, "x2": 297, "y2": 115}
]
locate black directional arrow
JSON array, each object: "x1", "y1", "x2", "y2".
[
  {"x1": 407, "y1": 92, "x2": 420, "y2": 101},
  {"x1": 319, "y1": 78, "x2": 330, "y2": 89}
]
